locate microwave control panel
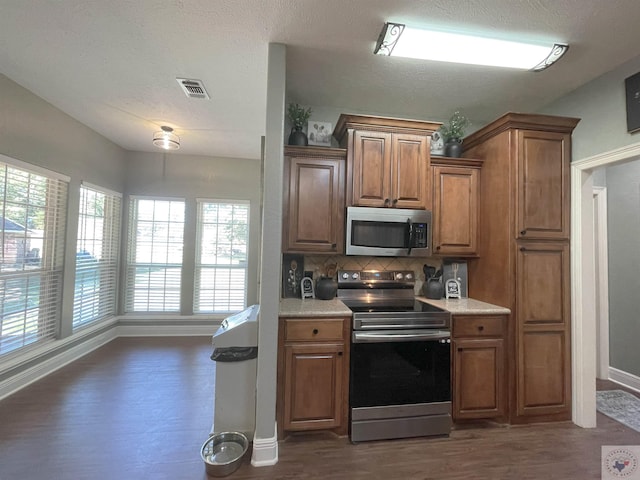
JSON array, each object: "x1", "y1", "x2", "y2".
[{"x1": 413, "y1": 223, "x2": 428, "y2": 247}]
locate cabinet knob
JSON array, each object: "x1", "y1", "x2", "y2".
[
  {"x1": 337, "y1": 351, "x2": 343, "y2": 356},
  {"x1": 478, "y1": 325, "x2": 484, "y2": 331},
  {"x1": 520, "y1": 230, "x2": 527, "y2": 235},
  {"x1": 384, "y1": 198, "x2": 390, "y2": 206},
  {"x1": 520, "y1": 247, "x2": 526, "y2": 252},
  {"x1": 312, "y1": 328, "x2": 319, "y2": 335},
  {"x1": 392, "y1": 198, "x2": 398, "y2": 206},
  {"x1": 331, "y1": 243, "x2": 336, "y2": 249},
  {"x1": 436, "y1": 245, "x2": 441, "y2": 251}
]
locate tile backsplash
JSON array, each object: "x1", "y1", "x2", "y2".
[{"x1": 304, "y1": 255, "x2": 442, "y2": 296}]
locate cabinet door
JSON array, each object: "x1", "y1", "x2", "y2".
[
  {"x1": 282, "y1": 343, "x2": 344, "y2": 431},
  {"x1": 516, "y1": 130, "x2": 570, "y2": 240},
  {"x1": 352, "y1": 130, "x2": 392, "y2": 207},
  {"x1": 283, "y1": 156, "x2": 344, "y2": 253},
  {"x1": 453, "y1": 338, "x2": 505, "y2": 419},
  {"x1": 516, "y1": 241, "x2": 571, "y2": 419},
  {"x1": 432, "y1": 166, "x2": 479, "y2": 256},
  {"x1": 391, "y1": 133, "x2": 429, "y2": 209}
]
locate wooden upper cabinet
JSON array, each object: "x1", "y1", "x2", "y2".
[
  {"x1": 352, "y1": 130, "x2": 392, "y2": 207},
  {"x1": 432, "y1": 163, "x2": 480, "y2": 256},
  {"x1": 391, "y1": 133, "x2": 429, "y2": 209},
  {"x1": 283, "y1": 146, "x2": 346, "y2": 254},
  {"x1": 516, "y1": 130, "x2": 571, "y2": 240},
  {"x1": 334, "y1": 114, "x2": 441, "y2": 210}
]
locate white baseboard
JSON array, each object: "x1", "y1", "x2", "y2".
[
  {"x1": 116, "y1": 324, "x2": 219, "y2": 337},
  {"x1": 250, "y1": 426, "x2": 279, "y2": 467},
  {"x1": 608, "y1": 367, "x2": 640, "y2": 393},
  {"x1": 0, "y1": 327, "x2": 117, "y2": 401}
]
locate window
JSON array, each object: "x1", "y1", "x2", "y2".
[
  {"x1": 73, "y1": 184, "x2": 121, "y2": 329},
  {"x1": 195, "y1": 200, "x2": 249, "y2": 313},
  {"x1": 125, "y1": 198, "x2": 184, "y2": 312},
  {"x1": 0, "y1": 157, "x2": 68, "y2": 355}
]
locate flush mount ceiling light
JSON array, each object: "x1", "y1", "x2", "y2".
[
  {"x1": 152, "y1": 126, "x2": 180, "y2": 150},
  {"x1": 374, "y1": 22, "x2": 568, "y2": 71}
]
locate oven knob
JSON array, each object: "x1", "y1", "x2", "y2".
[
  {"x1": 395, "y1": 273, "x2": 403, "y2": 280},
  {"x1": 342, "y1": 272, "x2": 349, "y2": 279},
  {"x1": 352, "y1": 273, "x2": 359, "y2": 279}
]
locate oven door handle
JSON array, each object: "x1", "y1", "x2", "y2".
[{"x1": 352, "y1": 330, "x2": 451, "y2": 343}]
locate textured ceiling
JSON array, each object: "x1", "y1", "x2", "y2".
[{"x1": 2, "y1": 0, "x2": 640, "y2": 159}]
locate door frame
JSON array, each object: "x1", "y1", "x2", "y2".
[
  {"x1": 592, "y1": 186, "x2": 610, "y2": 380},
  {"x1": 571, "y1": 141, "x2": 640, "y2": 427}
]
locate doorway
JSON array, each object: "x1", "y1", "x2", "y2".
[
  {"x1": 572, "y1": 142, "x2": 640, "y2": 428},
  {"x1": 593, "y1": 186, "x2": 609, "y2": 381}
]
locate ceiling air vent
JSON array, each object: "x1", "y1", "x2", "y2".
[{"x1": 176, "y1": 78, "x2": 210, "y2": 100}]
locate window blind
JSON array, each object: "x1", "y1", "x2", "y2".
[
  {"x1": 125, "y1": 197, "x2": 185, "y2": 312},
  {"x1": 195, "y1": 200, "x2": 249, "y2": 313},
  {"x1": 73, "y1": 183, "x2": 122, "y2": 329},
  {"x1": 0, "y1": 160, "x2": 68, "y2": 355}
]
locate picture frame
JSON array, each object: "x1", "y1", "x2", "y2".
[
  {"x1": 625, "y1": 71, "x2": 640, "y2": 133},
  {"x1": 308, "y1": 121, "x2": 332, "y2": 146},
  {"x1": 282, "y1": 254, "x2": 304, "y2": 298}
]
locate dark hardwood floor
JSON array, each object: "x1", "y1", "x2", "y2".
[{"x1": 1, "y1": 337, "x2": 638, "y2": 480}]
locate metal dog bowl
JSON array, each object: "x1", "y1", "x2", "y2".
[{"x1": 201, "y1": 432, "x2": 248, "y2": 477}]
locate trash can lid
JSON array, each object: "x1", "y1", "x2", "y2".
[{"x1": 212, "y1": 304, "x2": 259, "y2": 348}]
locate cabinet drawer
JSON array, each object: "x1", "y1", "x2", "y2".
[
  {"x1": 453, "y1": 316, "x2": 505, "y2": 338},
  {"x1": 284, "y1": 318, "x2": 345, "y2": 342}
]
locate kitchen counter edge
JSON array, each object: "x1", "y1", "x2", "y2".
[
  {"x1": 279, "y1": 298, "x2": 353, "y2": 317},
  {"x1": 416, "y1": 297, "x2": 511, "y2": 315}
]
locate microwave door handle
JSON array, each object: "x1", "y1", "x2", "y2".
[{"x1": 406, "y1": 218, "x2": 413, "y2": 255}]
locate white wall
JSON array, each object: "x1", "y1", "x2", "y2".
[
  {"x1": 0, "y1": 74, "x2": 126, "y2": 191},
  {"x1": 541, "y1": 54, "x2": 640, "y2": 379},
  {"x1": 123, "y1": 151, "x2": 262, "y2": 312},
  {"x1": 541, "y1": 55, "x2": 640, "y2": 160},
  {"x1": 0, "y1": 73, "x2": 128, "y2": 338}
]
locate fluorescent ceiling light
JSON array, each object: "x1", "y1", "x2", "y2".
[{"x1": 374, "y1": 23, "x2": 568, "y2": 71}]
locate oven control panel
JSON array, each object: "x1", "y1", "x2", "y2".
[{"x1": 337, "y1": 270, "x2": 415, "y2": 285}]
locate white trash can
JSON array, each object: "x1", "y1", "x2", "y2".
[{"x1": 210, "y1": 304, "x2": 259, "y2": 439}]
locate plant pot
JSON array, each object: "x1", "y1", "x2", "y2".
[
  {"x1": 288, "y1": 127, "x2": 308, "y2": 146},
  {"x1": 445, "y1": 140, "x2": 463, "y2": 158}
]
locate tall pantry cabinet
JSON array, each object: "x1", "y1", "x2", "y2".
[{"x1": 462, "y1": 113, "x2": 579, "y2": 424}]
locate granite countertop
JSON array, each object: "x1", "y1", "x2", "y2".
[
  {"x1": 279, "y1": 298, "x2": 353, "y2": 317},
  {"x1": 416, "y1": 296, "x2": 511, "y2": 315}
]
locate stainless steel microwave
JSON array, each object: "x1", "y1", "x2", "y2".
[{"x1": 345, "y1": 206, "x2": 432, "y2": 257}]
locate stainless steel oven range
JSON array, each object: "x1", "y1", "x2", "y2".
[{"x1": 337, "y1": 270, "x2": 452, "y2": 443}]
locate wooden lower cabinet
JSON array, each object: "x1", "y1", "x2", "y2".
[
  {"x1": 283, "y1": 343, "x2": 344, "y2": 431},
  {"x1": 277, "y1": 316, "x2": 350, "y2": 438},
  {"x1": 452, "y1": 315, "x2": 507, "y2": 421},
  {"x1": 515, "y1": 241, "x2": 571, "y2": 420}
]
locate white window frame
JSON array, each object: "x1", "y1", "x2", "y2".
[
  {"x1": 73, "y1": 182, "x2": 122, "y2": 329},
  {"x1": 125, "y1": 196, "x2": 185, "y2": 313},
  {"x1": 194, "y1": 199, "x2": 249, "y2": 314},
  {"x1": 0, "y1": 154, "x2": 69, "y2": 356}
]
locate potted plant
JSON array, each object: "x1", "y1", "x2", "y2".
[
  {"x1": 287, "y1": 103, "x2": 312, "y2": 146},
  {"x1": 439, "y1": 111, "x2": 470, "y2": 158}
]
